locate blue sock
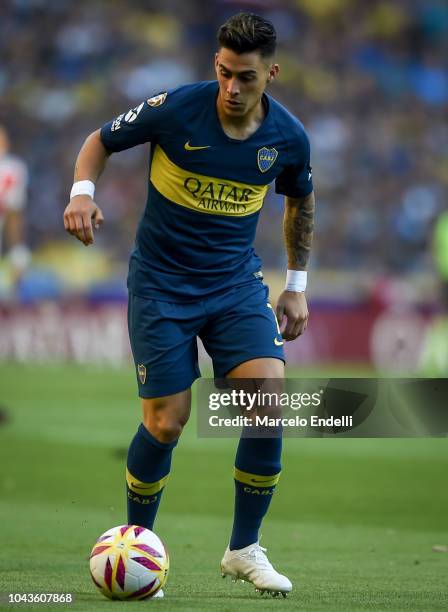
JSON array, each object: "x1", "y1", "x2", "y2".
[
  {"x1": 229, "y1": 435, "x2": 282, "y2": 550},
  {"x1": 126, "y1": 423, "x2": 177, "y2": 530}
]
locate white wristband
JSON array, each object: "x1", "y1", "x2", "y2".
[
  {"x1": 70, "y1": 180, "x2": 95, "y2": 199},
  {"x1": 285, "y1": 269, "x2": 307, "y2": 292}
]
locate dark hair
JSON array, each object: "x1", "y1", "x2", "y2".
[{"x1": 217, "y1": 12, "x2": 276, "y2": 58}]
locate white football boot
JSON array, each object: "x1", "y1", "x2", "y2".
[
  {"x1": 221, "y1": 542, "x2": 292, "y2": 597},
  {"x1": 152, "y1": 589, "x2": 164, "y2": 598}
]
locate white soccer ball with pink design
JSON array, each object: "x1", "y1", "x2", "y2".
[{"x1": 89, "y1": 525, "x2": 169, "y2": 600}]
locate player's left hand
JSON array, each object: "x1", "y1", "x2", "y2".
[{"x1": 275, "y1": 290, "x2": 309, "y2": 341}]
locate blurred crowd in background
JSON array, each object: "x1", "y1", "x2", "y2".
[{"x1": 1, "y1": 0, "x2": 448, "y2": 302}]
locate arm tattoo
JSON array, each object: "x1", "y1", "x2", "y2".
[{"x1": 283, "y1": 193, "x2": 315, "y2": 269}]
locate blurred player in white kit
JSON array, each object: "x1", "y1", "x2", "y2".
[{"x1": 0, "y1": 124, "x2": 30, "y2": 285}]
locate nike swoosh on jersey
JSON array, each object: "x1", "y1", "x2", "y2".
[
  {"x1": 274, "y1": 337, "x2": 284, "y2": 346},
  {"x1": 184, "y1": 141, "x2": 211, "y2": 151}
]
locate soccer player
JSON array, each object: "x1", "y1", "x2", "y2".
[
  {"x1": 0, "y1": 125, "x2": 30, "y2": 285},
  {"x1": 64, "y1": 13, "x2": 314, "y2": 598}
]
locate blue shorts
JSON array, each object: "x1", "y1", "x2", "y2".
[{"x1": 128, "y1": 281, "x2": 285, "y2": 398}]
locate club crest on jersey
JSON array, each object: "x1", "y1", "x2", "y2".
[
  {"x1": 257, "y1": 147, "x2": 278, "y2": 173},
  {"x1": 137, "y1": 364, "x2": 146, "y2": 384},
  {"x1": 147, "y1": 92, "x2": 168, "y2": 107}
]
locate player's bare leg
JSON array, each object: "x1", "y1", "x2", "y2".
[
  {"x1": 221, "y1": 358, "x2": 292, "y2": 597},
  {"x1": 227, "y1": 357, "x2": 284, "y2": 379},
  {"x1": 141, "y1": 388, "x2": 191, "y2": 444}
]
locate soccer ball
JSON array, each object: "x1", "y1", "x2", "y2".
[{"x1": 89, "y1": 525, "x2": 169, "y2": 600}]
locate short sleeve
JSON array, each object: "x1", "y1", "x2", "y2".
[
  {"x1": 275, "y1": 129, "x2": 313, "y2": 198},
  {"x1": 100, "y1": 91, "x2": 171, "y2": 152}
]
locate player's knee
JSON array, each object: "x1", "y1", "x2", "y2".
[
  {"x1": 141, "y1": 391, "x2": 190, "y2": 444},
  {"x1": 142, "y1": 405, "x2": 186, "y2": 444},
  {"x1": 149, "y1": 416, "x2": 183, "y2": 443}
]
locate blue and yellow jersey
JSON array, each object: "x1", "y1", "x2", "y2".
[{"x1": 100, "y1": 81, "x2": 313, "y2": 301}]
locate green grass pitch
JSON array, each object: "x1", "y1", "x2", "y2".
[{"x1": 0, "y1": 363, "x2": 447, "y2": 611}]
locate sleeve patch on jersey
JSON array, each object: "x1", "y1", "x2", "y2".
[
  {"x1": 111, "y1": 113, "x2": 125, "y2": 132},
  {"x1": 147, "y1": 92, "x2": 168, "y2": 107},
  {"x1": 125, "y1": 102, "x2": 144, "y2": 123}
]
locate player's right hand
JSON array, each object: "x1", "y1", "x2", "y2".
[{"x1": 63, "y1": 196, "x2": 104, "y2": 246}]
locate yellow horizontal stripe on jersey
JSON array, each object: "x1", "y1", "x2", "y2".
[
  {"x1": 150, "y1": 145, "x2": 268, "y2": 216},
  {"x1": 234, "y1": 467, "x2": 281, "y2": 487},
  {"x1": 126, "y1": 468, "x2": 169, "y2": 496}
]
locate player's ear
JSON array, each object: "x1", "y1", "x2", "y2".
[{"x1": 267, "y1": 63, "x2": 280, "y2": 84}]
